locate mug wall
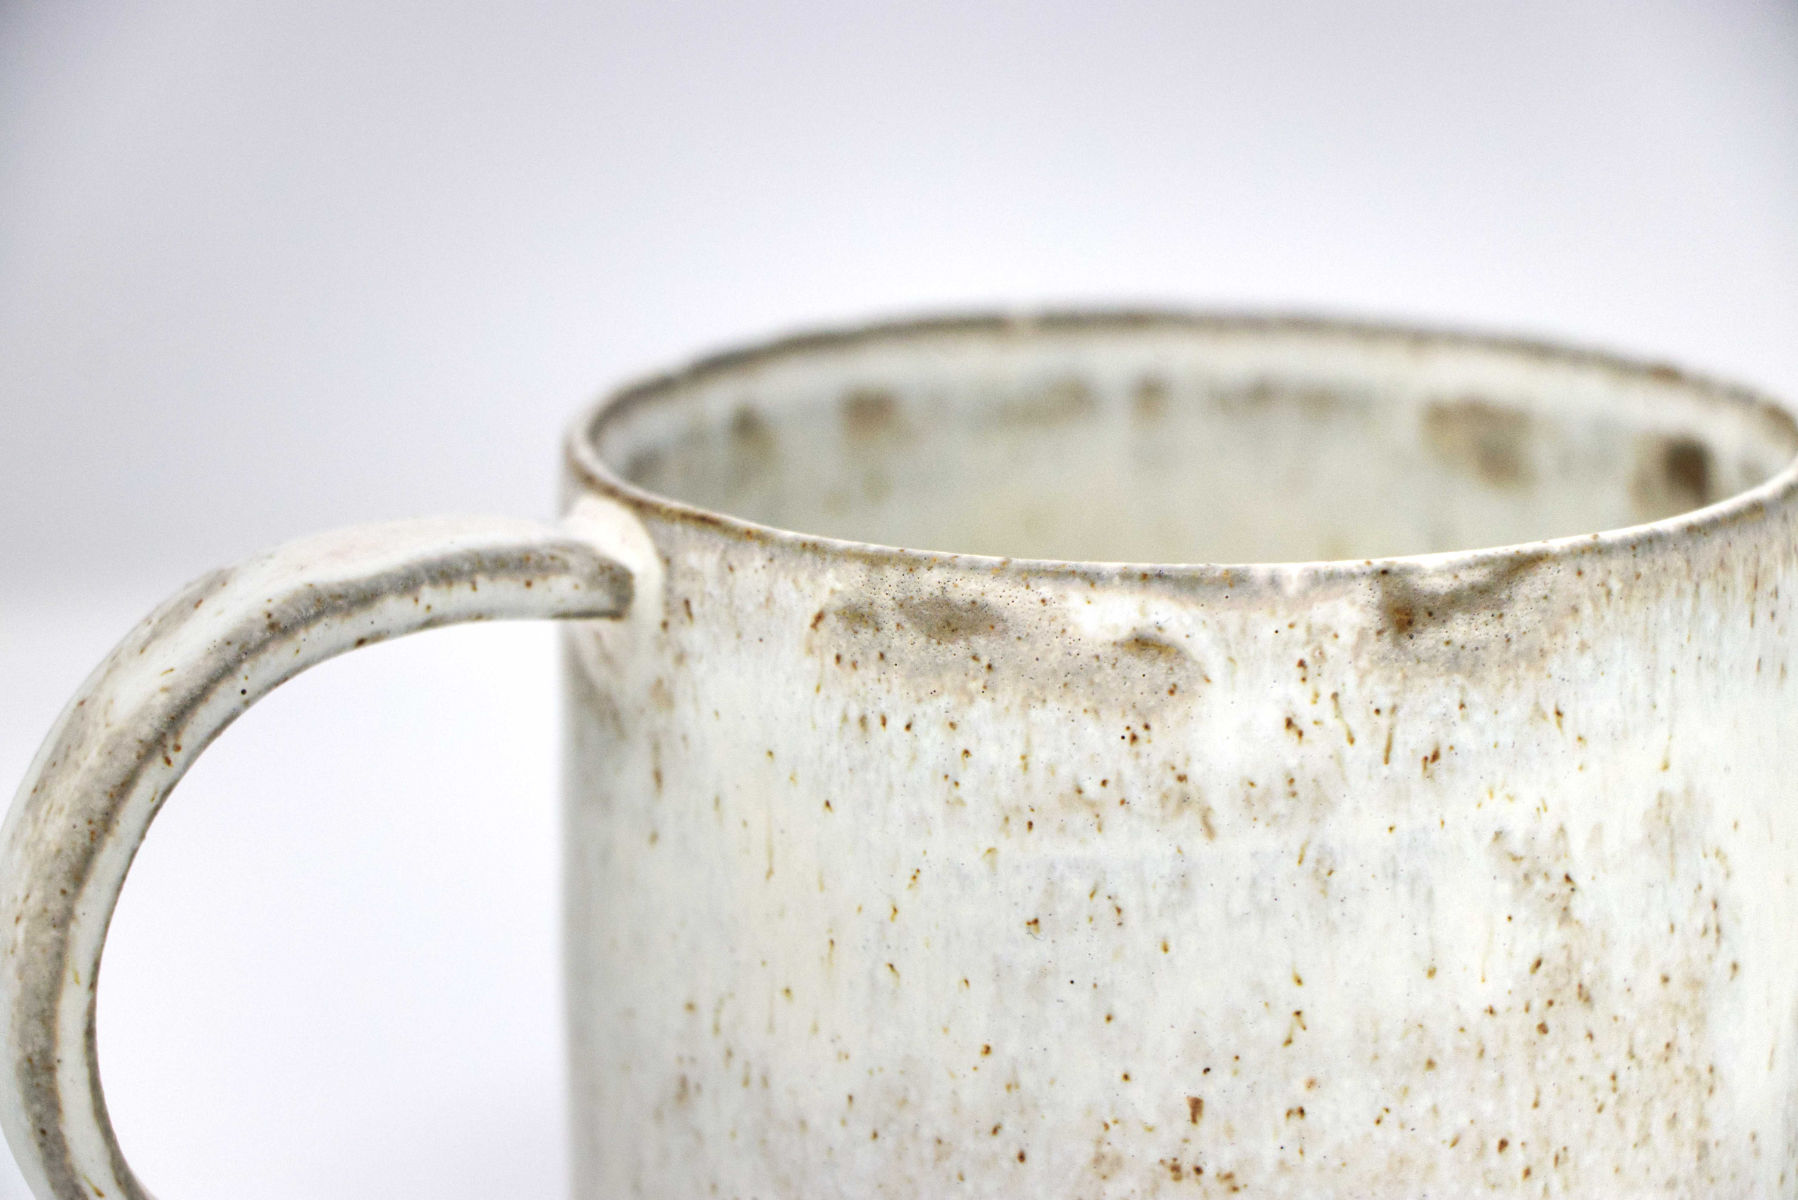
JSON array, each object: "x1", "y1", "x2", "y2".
[{"x1": 558, "y1": 477, "x2": 1798, "y2": 1197}]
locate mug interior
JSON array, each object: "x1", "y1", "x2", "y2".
[{"x1": 585, "y1": 314, "x2": 1798, "y2": 564}]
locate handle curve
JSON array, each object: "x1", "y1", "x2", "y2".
[{"x1": 0, "y1": 516, "x2": 633, "y2": 1200}]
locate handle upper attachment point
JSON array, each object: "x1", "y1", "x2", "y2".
[{"x1": 0, "y1": 517, "x2": 633, "y2": 1200}]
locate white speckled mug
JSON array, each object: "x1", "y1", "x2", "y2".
[{"x1": 7, "y1": 313, "x2": 1798, "y2": 1198}]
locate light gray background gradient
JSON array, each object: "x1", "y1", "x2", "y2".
[{"x1": 2, "y1": 3, "x2": 1796, "y2": 1196}]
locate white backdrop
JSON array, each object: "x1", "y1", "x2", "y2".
[{"x1": 3, "y1": 3, "x2": 1796, "y2": 1196}]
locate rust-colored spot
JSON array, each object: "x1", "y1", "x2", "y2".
[{"x1": 1186, "y1": 1095, "x2": 1204, "y2": 1124}]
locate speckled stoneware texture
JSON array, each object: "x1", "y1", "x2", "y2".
[
  {"x1": 1, "y1": 521, "x2": 631, "y2": 1200},
  {"x1": 561, "y1": 315, "x2": 1798, "y2": 1198},
  {"x1": 5, "y1": 313, "x2": 1798, "y2": 1200}
]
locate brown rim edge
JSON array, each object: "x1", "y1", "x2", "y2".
[{"x1": 562, "y1": 308, "x2": 1798, "y2": 590}]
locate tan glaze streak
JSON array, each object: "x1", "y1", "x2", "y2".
[
  {"x1": 893, "y1": 595, "x2": 1009, "y2": 642},
  {"x1": 840, "y1": 387, "x2": 905, "y2": 441},
  {"x1": 1423, "y1": 396, "x2": 1537, "y2": 487},
  {"x1": 1632, "y1": 432, "x2": 1716, "y2": 516},
  {"x1": 1371, "y1": 550, "x2": 1556, "y2": 642}
]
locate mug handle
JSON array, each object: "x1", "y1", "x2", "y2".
[{"x1": 0, "y1": 516, "x2": 633, "y2": 1200}]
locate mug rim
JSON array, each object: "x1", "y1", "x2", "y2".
[{"x1": 563, "y1": 308, "x2": 1798, "y2": 586}]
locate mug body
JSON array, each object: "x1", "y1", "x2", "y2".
[{"x1": 556, "y1": 315, "x2": 1798, "y2": 1197}]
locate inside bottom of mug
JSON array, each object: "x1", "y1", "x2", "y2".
[{"x1": 589, "y1": 314, "x2": 1798, "y2": 563}]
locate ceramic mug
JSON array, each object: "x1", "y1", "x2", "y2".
[{"x1": 6, "y1": 312, "x2": 1798, "y2": 1198}]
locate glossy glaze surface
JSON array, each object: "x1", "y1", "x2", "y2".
[{"x1": 562, "y1": 314, "x2": 1798, "y2": 1197}]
